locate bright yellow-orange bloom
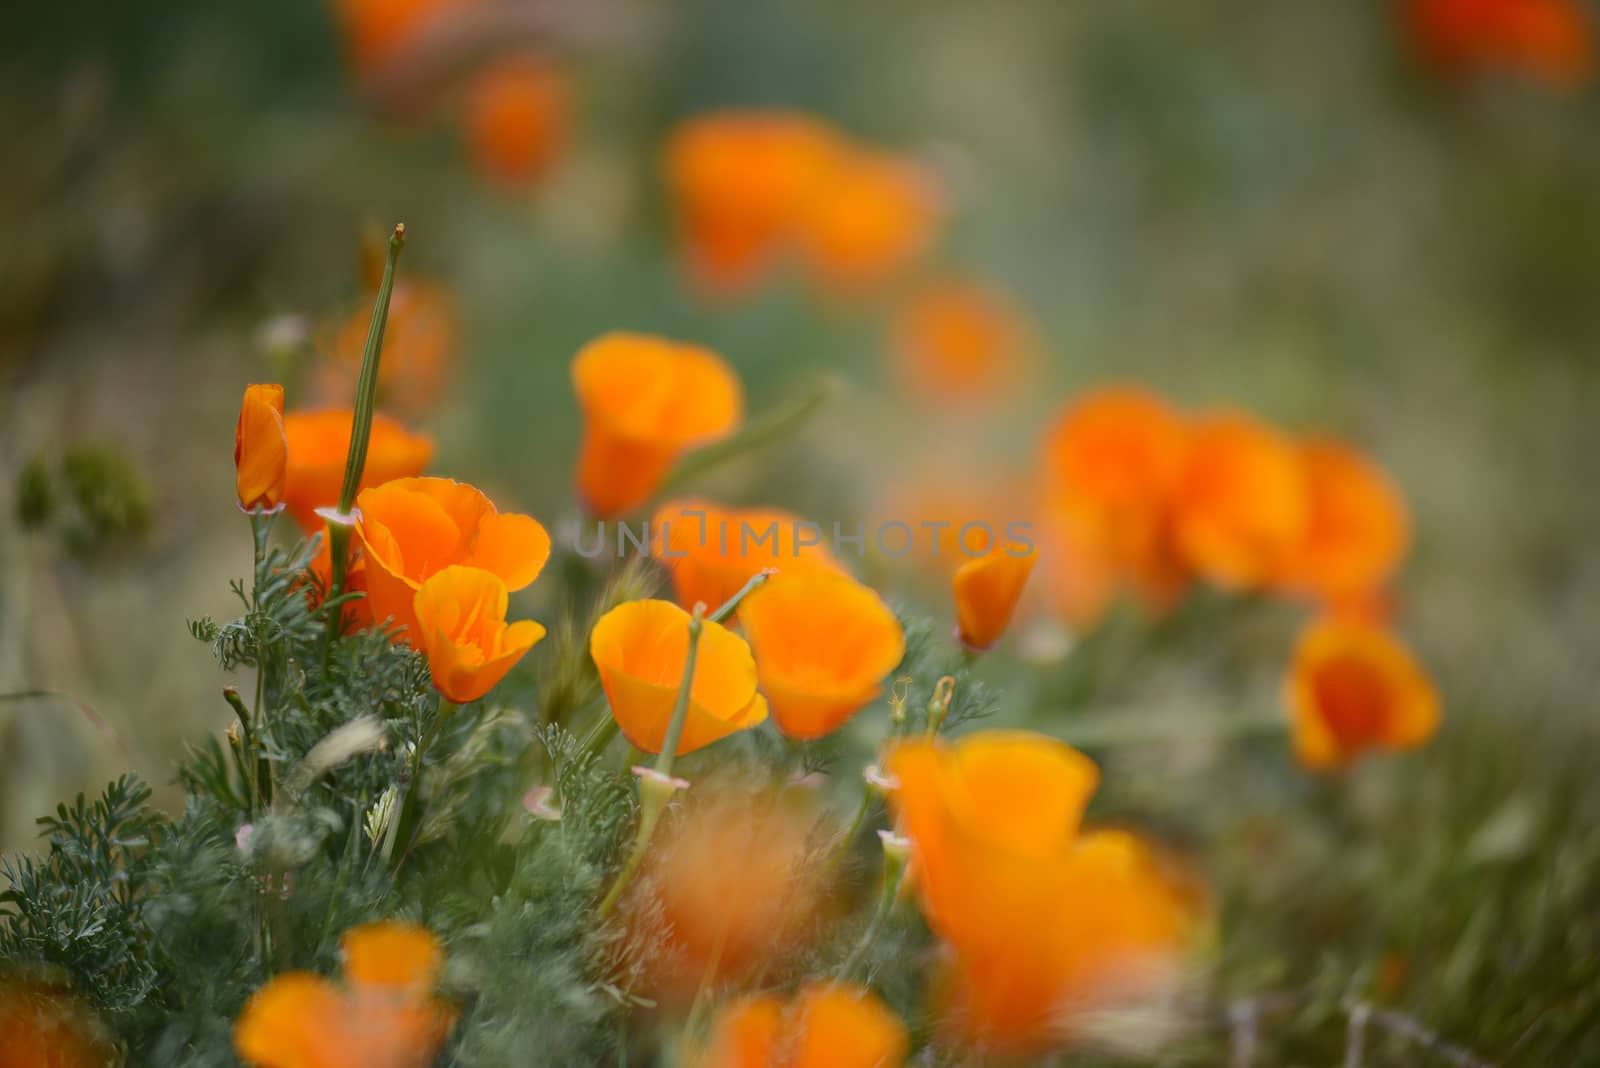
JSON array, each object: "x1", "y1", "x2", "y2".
[
  {"x1": 1171, "y1": 412, "x2": 1308, "y2": 591},
  {"x1": 953, "y1": 543, "x2": 1037, "y2": 652},
  {"x1": 571, "y1": 333, "x2": 743, "y2": 518},
  {"x1": 283, "y1": 410, "x2": 434, "y2": 532},
  {"x1": 665, "y1": 111, "x2": 845, "y2": 296},
  {"x1": 887, "y1": 732, "x2": 1200, "y2": 1053},
  {"x1": 891, "y1": 280, "x2": 1032, "y2": 405},
  {"x1": 0, "y1": 975, "x2": 116, "y2": 1068},
  {"x1": 355, "y1": 477, "x2": 551, "y2": 642},
  {"x1": 738, "y1": 572, "x2": 905, "y2": 740},
  {"x1": 651, "y1": 500, "x2": 843, "y2": 616},
  {"x1": 1406, "y1": 0, "x2": 1592, "y2": 86},
  {"x1": 1286, "y1": 617, "x2": 1441, "y2": 771},
  {"x1": 236, "y1": 383, "x2": 288, "y2": 512},
  {"x1": 327, "y1": 281, "x2": 459, "y2": 420},
  {"x1": 330, "y1": 0, "x2": 477, "y2": 79},
  {"x1": 1275, "y1": 438, "x2": 1410, "y2": 607},
  {"x1": 698, "y1": 982, "x2": 909, "y2": 1068},
  {"x1": 590, "y1": 599, "x2": 767, "y2": 754},
  {"x1": 797, "y1": 148, "x2": 942, "y2": 295},
  {"x1": 465, "y1": 55, "x2": 568, "y2": 187},
  {"x1": 234, "y1": 921, "x2": 454, "y2": 1068},
  {"x1": 412, "y1": 565, "x2": 545, "y2": 702}
]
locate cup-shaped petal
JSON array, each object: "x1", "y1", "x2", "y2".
[
  {"x1": 652, "y1": 499, "x2": 843, "y2": 617},
  {"x1": 412, "y1": 566, "x2": 545, "y2": 703},
  {"x1": 797, "y1": 148, "x2": 943, "y2": 295},
  {"x1": 282, "y1": 410, "x2": 434, "y2": 532},
  {"x1": 236, "y1": 384, "x2": 288, "y2": 511},
  {"x1": 953, "y1": 542, "x2": 1037, "y2": 651}
]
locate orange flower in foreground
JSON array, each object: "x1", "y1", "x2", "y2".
[
  {"x1": 1406, "y1": 0, "x2": 1592, "y2": 86},
  {"x1": 953, "y1": 542, "x2": 1037, "y2": 652},
  {"x1": 327, "y1": 281, "x2": 459, "y2": 419},
  {"x1": 738, "y1": 572, "x2": 905, "y2": 740},
  {"x1": 797, "y1": 148, "x2": 942, "y2": 295},
  {"x1": 571, "y1": 333, "x2": 743, "y2": 518},
  {"x1": 652, "y1": 500, "x2": 844, "y2": 615},
  {"x1": 412, "y1": 565, "x2": 545, "y2": 702},
  {"x1": 1286, "y1": 616, "x2": 1440, "y2": 771},
  {"x1": 283, "y1": 410, "x2": 434, "y2": 532},
  {"x1": 236, "y1": 384, "x2": 288, "y2": 512},
  {"x1": 590, "y1": 599, "x2": 767, "y2": 754},
  {"x1": 887, "y1": 732, "x2": 1200, "y2": 1053},
  {"x1": 1275, "y1": 438, "x2": 1410, "y2": 607},
  {"x1": 665, "y1": 111, "x2": 845, "y2": 295},
  {"x1": 235, "y1": 921, "x2": 454, "y2": 1068},
  {"x1": 891, "y1": 280, "x2": 1032, "y2": 404},
  {"x1": 355, "y1": 477, "x2": 551, "y2": 641},
  {"x1": 0, "y1": 975, "x2": 116, "y2": 1068},
  {"x1": 465, "y1": 55, "x2": 568, "y2": 187},
  {"x1": 698, "y1": 982, "x2": 908, "y2": 1068},
  {"x1": 331, "y1": 0, "x2": 477, "y2": 79},
  {"x1": 1171, "y1": 412, "x2": 1308, "y2": 591}
]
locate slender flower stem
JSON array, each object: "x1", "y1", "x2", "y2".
[
  {"x1": 838, "y1": 854, "x2": 906, "y2": 980},
  {"x1": 708, "y1": 568, "x2": 773, "y2": 624},
  {"x1": 820, "y1": 790, "x2": 872, "y2": 881}
]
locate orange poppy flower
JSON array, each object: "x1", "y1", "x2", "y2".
[
  {"x1": 589, "y1": 599, "x2": 768, "y2": 755},
  {"x1": 738, "y1": 572, "x2": 906, "y2": 740},
  {"x1": 235, "y1": 921, "x2": 455, "y2": 1068},
  {"x1": 464, "y1": 55, "x2": 568, "y2": 187},
  {"x1": 886, "y1": 732, "x2": 1200, "y2": 1053},
  {"x1": 797, "y1": 147, "x2": 942, "y2": 295},
  {"x1": 412, "y1": 565, "x2": 545, "y2": 702},
  {"x1": 953, "y1": 542, "x2": 1037, "y2": 652},
  {"x1": 890, "y1": 279, "x2": 1032, "y2": 405},
  {"x1": 1285, "y1": 616, "x2": 1441, "y2": 771},
  {"x1": 355, "y1": 476, "x2": 551, "y2": 642},
  {"x1": 0, "y1": 975, "x2": 116, "y2": 1068},
  {"x1": 236, "y1": 383, "x2": 288, "y2": 512},
  {"x1": 664, "y1": 111, "x2": 845, "y2": 296},
  {"x1": 325, "y1": 281, "x2": 459, "y2": 420},
  {"x1": 1170, "y1": 411, "x2": 1308, "y2": 591},
  {"x1": 1275, "y1": 438, "x2": 1410, "y2": 607},
  {"x1": 1406, "y1": 0, "x2": 1592, "y2": 85},
  {"x1": 571, "y1": 333, "x2": 743, "y2": 519},
  {"x1": 330, "y1": 0, "x2": 477, "y2": 80},
  {"x1": 651, "y1": 499, "x2": 843, "y2": 616},
  {"x1": 283, "y1": 410, "x2": 434, "y2": 532},
  {"x1": 698, "y1": 982, "x2": 909, "y2": 1068}
]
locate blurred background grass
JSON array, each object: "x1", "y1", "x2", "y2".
[{"x1": 3, "y1": 0, "x2": 1600, "y2": 1061}]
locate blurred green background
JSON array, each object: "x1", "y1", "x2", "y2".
[{"x1": 4, "y1": 0, "x2": 1600, "y2": 1060}]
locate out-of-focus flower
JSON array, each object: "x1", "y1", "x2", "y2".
[
  {"x1": 1038, "y1": 388, "x2": 1190, "y2": 627},
  {"x1": 1275, "y1": 438, "x2": 1410, "y2": 608},
  {"x1": 330, "y1": 0, "x2": 477, "y2": 80},
  {"x1": 412, "y1": 565, "x2": 545, "y2": 702},
  {"x1": 1285, "y1": 616, "x2": 1440, "y2": 771},
  {"x1": 953, "y1": 542, "x2": 1037, "y2": 652},
  {"x1": 738, "y1": 572, "x2": 905, "y2": 740},
  {"x1": 631, "y1": 792, "x2": 826, "y2": 1002},
  {"x1": 891, "y1": 279, "x2": 1032, "y2": 405},
  {"x1": 571, "y1": 333, "x2": 742, "y2": 518},
  {"x1": 696, "y1": 982, "x2": 909, "y2": 1068},
  {"x1": 236, "y1": 384, "x2": 288, "y2": 512},
  {"x1": 0, "y1": 974, "x2": 116, "y2": 1068},
  {"x1": 651, "y1": 499, "x2": 843, "y2": 616},
  {"x1": 797, "y1": 147, "x2": 942, "y2": 295},
  {"x1": 235, "y1": 920, "x2": 455, "y2": 1068},
  {"x1": 1171, "y1": 412, "x2": 1308, "y2": 591},
  {"x1": 664, "y1": 111, "x2": 845, "y2": 296},
  {"x1": 306, "y1": 526, "x2": 375, "y2": 630},
  {"x1": 283, "y1": 410, "x2": 434, "y2": 532},
  {"x1": 1405, "y1": 0, "x2": 1593, "y2": 86},
  {"x1": 355, "y1": 476, "x2": 550, "y2": 641},
  {"x1": 589, "y1": 599, "x2": 767, "y2": 754},
  {"x1": 326, "y1": 281, "x2": 459, "y2": 420},
  {"x1": 465, "y1": 55, "x2": 569, "y2": 187},
  {"x1": 887, "y1": 732, "x2": 1201, "y2": 1054}
]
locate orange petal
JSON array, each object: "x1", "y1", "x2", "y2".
[
  {"x1": 412, "y1": 566, "x2": 545, "y2": 703},
  {"x1": 234, "y1": 972, "x2": 348, "y2": 1068},
  {"x1": 953, "y1": 543, "x2": 1037, "y2": 651},
  {"x1": 696, "y1": 994, "x2": 784, "y2": 1068},
  {"x1": 236, "y1": 384, "x2": 288, "y2": 511},
  {"x1": 341, "y1": 921, "x2": 445, "y2": 991},
  {"x1": 463, "y1": 511, "x2": 552, "y2": 591},
  {"x1": 282, "y1": 410, "x2": 433, "y2": 533},
  {"x1": 465, "y1": 55, "x2": 568, "y2": 187},
  {"x1": 788, "y1": 982, "x2": 910, "y2": 1068},
  {"x1": 1275, "y1": 438, "x2": 1409, "y2": 606},
  {"x1": 798, "y1": 147, "x2": 943, "y2": 295},
  {"x1": 652, "y1": 499, "x2": 843, "y2": 617}
]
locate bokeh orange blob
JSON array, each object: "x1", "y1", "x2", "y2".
[{"x1": 464, "y1": 55, "x2": 569, "y2": 187}]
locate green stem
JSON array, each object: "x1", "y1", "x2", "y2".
[
  {"x1": 838, "y1": 860, "x2": 905, "y2": 980},
  {"x1": 821, "y1": 790, "x2": 872, "y2": 881},
  {"x1": 386, "y1": 695, "x2": 452, "y2": 868},
  {"x1": 707, "y1": 569, "x2": 773, "y2": 624}
]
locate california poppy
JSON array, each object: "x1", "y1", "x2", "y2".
[
  {"x1": 891, "y1": 279, "x2": 1032, "y2": 405},
  {"x1": 664, "y1": 111, "x2": 845, "y2": 296},
  {"x1": 652, "y1": 499, "x2": 843, "y2": 616},
  {"x1": 283, "y1": 410, "x2": 434, "y2": 532},
  {"x1": 355, "y1": 476, "x2": 551, "y2": 641},
  {"x1": 953, "y1": 542, "x2": 1037, "y2": 652},
  {"x1": 1275, "y1": 438, "x2": 1410, "y2": 608},
  {"x1": 697, "y1": 983, "x2": 908, "y2": 1068},
  {"x1": 571, "y1": 333, "x2": 742, "y2": 518},
  {"x1": 1171, "y1": 411, "x2": 1308, "y2": 591},
  {"x1": 589, "y1": 599, "x2": 768, "y2": 755},
  {"x1": 464, "y1": 55, "x2": 568, "y2": 187},
  {"x1": 326, "y1": 281, "x2": 459, "y2": 420},
  {"x1": 1285, "y1": 616, "x2": 1441, "y2": 771},
  {"x1": 797, "y1": 147, "x2": 942, "y2": 295},
  {"x1": 1406, "y1": 0, "x2": 1592, "y2": 85},
  {"x1": 235, "y1": 921, "x2": 455, "y2": 1068},
  {"x1": 236, "y1": 383, "x2": 288, "y2": 512},
  {"x1": 738, "y1": 572, "x2": 906, "y2": 740},
  {"x1": 0, "y1": 974, "x2": 116, "y2": 1068},
  {"x1": 412, "y1": 565, "x2": 545, "y2": 702},
  {"x1": 329, "y1": 0, "x2": 477, "y2": 81}
]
